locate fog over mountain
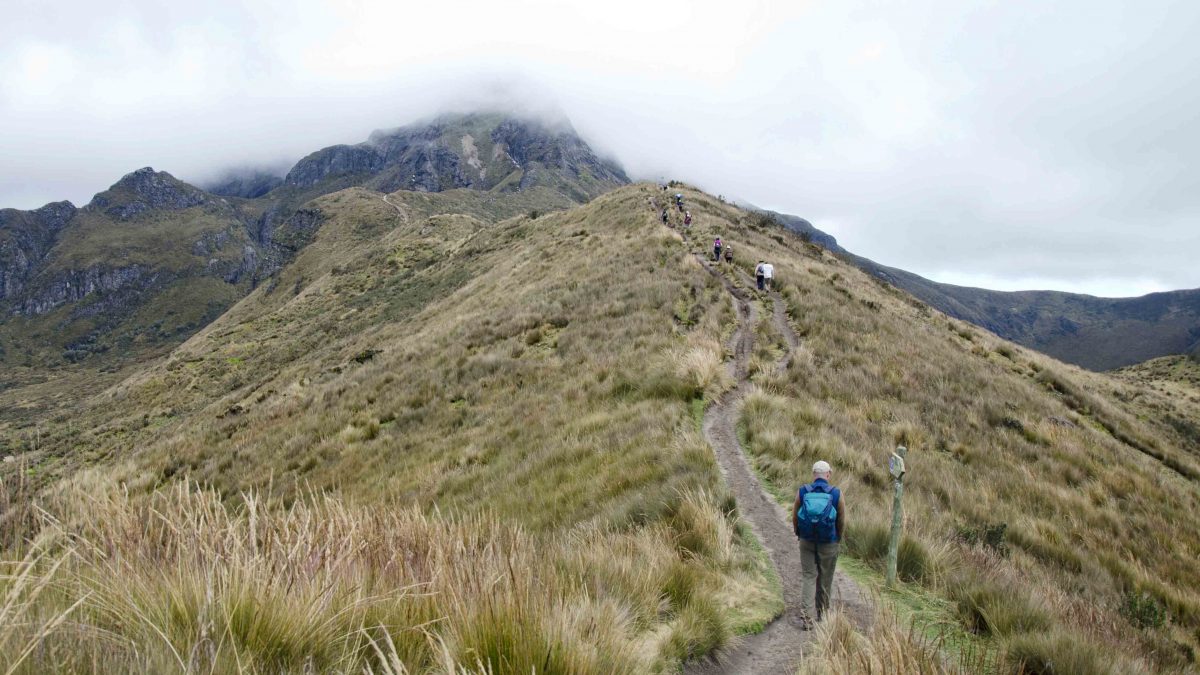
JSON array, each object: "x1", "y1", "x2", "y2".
[{"x1": 3, "y1": 0, "x2": 1198, "y2": 297}]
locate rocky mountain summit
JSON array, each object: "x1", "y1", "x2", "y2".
[
  {"x1": 285, "y1": 112, "x2": 627, "y2": 199},
  {"x1": 88, "y1": 167, "x2": 210, "y2": 220},
  {"x1": 0, "y1": 168, "x2": 262, "y2": 376}
]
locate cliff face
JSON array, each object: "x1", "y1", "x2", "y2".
[
  {"x1": 0, "y1": 169, "x2": 265, "y2": 375},
  {"x1": 0, "y1": 201, "x2": 77, "y2": 302}
]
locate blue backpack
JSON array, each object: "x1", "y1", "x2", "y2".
[{"x1": 796, "y1": 483, "x2": 839, "y2": 543}]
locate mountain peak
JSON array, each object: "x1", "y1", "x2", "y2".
[
  {"x1": 89, "y1": 167, "x2": 210, "y2": 220},
  {"x1": 283, "y1": 111, "x2": 627, "y2": 201}
]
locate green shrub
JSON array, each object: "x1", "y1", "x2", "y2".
[
  {"x1": 661, "y1": 560, "x2": 700, "y2": 609},
  {"x1": 958, "y1": 521, "x2": 1009, "y2": 556},
  {"x1": 1122, "y1": 590, "x2": 1168, "y2": 629}
]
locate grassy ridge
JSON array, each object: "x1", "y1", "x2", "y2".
[
  {"x1": 4, "y1": 182, "x2": 1200, "y2": 672},
  {"x1": 671, "y1": 188, "x2": 1200, "y2": 672},
  {"x1": 1, "y1": 184, "x2": 781, "y2": 672}
]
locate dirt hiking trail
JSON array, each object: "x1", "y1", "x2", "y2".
[
  {"x1": 381, "y1": 193, "x2": 410, "y2": 223},
  {"x1": 685, "y1": 254, "x2": 873, "y2": 675}
]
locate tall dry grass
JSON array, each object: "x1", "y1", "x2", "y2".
[
  {"x1": 1, "y1": 482, "x2": 764, "y2": 673},
  {"x1": 673, "y1": 185, "x2": 1200, "y2": 671}
]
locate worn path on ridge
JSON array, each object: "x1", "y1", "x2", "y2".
[{"x1": 685, "y1": 251, "x2": 873, "y2": 675}]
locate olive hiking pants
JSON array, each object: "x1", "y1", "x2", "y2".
[{"x1": 798, "y1": 539, "x2": 839, "y2": 619}]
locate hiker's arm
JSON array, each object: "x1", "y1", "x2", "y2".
[
  {"x1": 837, "y1": 495, "x2": 846, "y2": 542},
  {"x1": 791, "y1": 492, "x2": 802, "y2": 537}
]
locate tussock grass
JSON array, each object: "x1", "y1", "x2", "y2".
[
  {"x1": 1, "y1": 184, "x2": 784, "y2": 671},
  {"x1": 1005, "y1": 630, "x2": 1129, "y2": 675},
  {"x1": 677, "y1": 185, "x2": 1200, "y2": 669},
  {"x1": 1, "y1": 484, "x2": 759, "y2": 673},
  {"x1": 799, "y1": 608, "x2": 989, "y2": 674},
  {"x1": 7, "y1": 181, "x2": 1200, "y2": 671}
]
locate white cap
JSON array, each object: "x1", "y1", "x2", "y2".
[{"x1": 812, "y1": 460, "x2": 831, "y2": 474}]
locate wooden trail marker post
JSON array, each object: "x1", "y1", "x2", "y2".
[{"x1": 885, "y1": 445, "x2": 907, "y2": 589}]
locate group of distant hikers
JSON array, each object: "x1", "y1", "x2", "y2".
[
  {"x1": 655, "y1": 186, "x2": 780, "y2": 293},
  {"x1": 661, "y1": 191, "x2": 693, "y2": 228},
  {"x1": 712, "y1": 238, "x2": 775, "y2": 291},
  {"x1": 658, "y1": 186, "x2": 842, "y2": 630}
]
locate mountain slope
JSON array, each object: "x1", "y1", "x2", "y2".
[
  {"x1": 850, "y1": 254, "x2": 1200, "y2": 370},
  {"x1": 2, "y1": 183, "x2": 780, "y2": 673},
  {"x1": 4, "y1": 182, "x2": 1199, "y2": 672},
  {"x1": 0, "y1": 114, "x2": 628, "y2": 429},
  {"x1": 762, "y1": 211, "x2": 1199, "y2": 371},
  {"x1": 0, "y1": 169, "x2": 264, "y2": 423}
]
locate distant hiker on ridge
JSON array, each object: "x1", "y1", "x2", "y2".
[
  {"x1": 755, "y1": 260, "x2": 766, "y2": 290},
  {"x1": 793, "y1": 460, "x2": 845, "y2": 629},
  {"x1": 713, "y1": 237, "x2": 723, "y2": 262}
]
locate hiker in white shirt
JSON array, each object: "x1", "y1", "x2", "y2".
[{"x1": 762, "y1": 262, "x2": 774, "y2": 290}]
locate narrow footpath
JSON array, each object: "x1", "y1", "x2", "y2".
[
  {"x1": 381, "y1": 193, "x2": 410, "y2": 223},
  {"x1": 685, "y1": 254, "x2": 873, "y2": 675}
]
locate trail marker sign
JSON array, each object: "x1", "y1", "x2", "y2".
[{"x1": 886, "y1": 445, "x2": 908, "y2": 588}]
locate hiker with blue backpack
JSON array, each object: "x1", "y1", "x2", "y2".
[{"x1": 793, "y1": 460, "x2": 846, "y2": 628}]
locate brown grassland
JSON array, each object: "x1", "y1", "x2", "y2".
[{"x1": 2, "y1": 182, "x2": 1199, "y2": 673}]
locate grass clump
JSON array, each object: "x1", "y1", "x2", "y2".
[
  {"x1": 800, "y1": 608, "x2": 987, "y2": 674},
  {"x1": 1005, "y1": 631, "x2": 1119, "y2": 675},
  {"x1": 844, "y1": 521, "x2": 937, "y2": 584},
  {"x1": 949, "y1": 576, "x2": 1051, "y2": 637}
]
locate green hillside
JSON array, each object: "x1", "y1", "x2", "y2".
[
  {"x1": 846, "y1": 253, "x2": 1200, "y2": 371},
  {"x1": 0, "y1": 170, "x2": 259, "y2": 427},
  {"x1": 3, "y1": 183, "x2": 1199, "y2": 673},
  {"x1": 0, "y1": 114, "x2": 624, "y2": 434}
]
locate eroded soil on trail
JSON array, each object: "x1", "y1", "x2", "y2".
[{"x1": 686, "y1": 257, "x2": 873, "y2": 675}]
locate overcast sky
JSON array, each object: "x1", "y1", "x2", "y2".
[{"x1": 3, "y1": 0, "x2": 1197, "y2": 297}]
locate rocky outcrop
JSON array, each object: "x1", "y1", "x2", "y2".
[
  {"x1": 88, "y1": 167, "x2": 209, "y2": 220},
  {"x1": 284, "y1": 145, "x2": 386, "y2": 190},
  {"x1": 280, "y1": 113, "x2": 628, "y2": 199},
  {"x1": 18, "y1": 264, "x2": 149, "y2": 315},
  {"x1": 491, "y1": 118, "x2": 627, "y2": 186},
  {"x1": 0, "y1": 200, "x2": 77, "y2": 301}
]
